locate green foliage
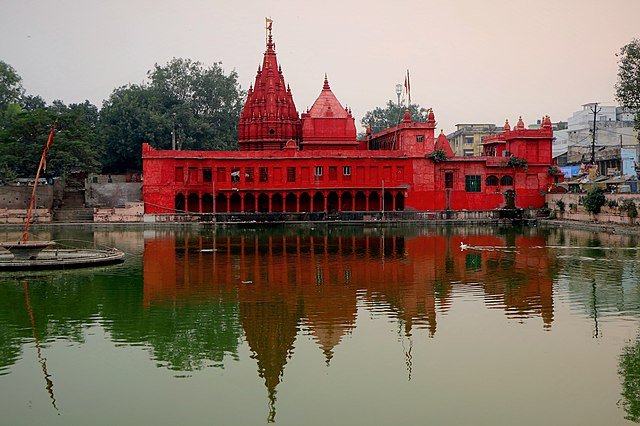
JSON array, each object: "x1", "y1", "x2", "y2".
[
  {"x1": 360, "y1": 100, "x2": 428, "y2": 135},
  {"x1": 507, "y1": 155, "x2": 528, "y2": 171},
  {"x1": 619, "y1": 200, "x2": 638, "y2": 219},
  {"x1": 428, "y1": 148, "x2": 448, "y2": 163},
  {"x1": 555, "y1": 199, "x2": 565, "y2": 213},
  {"x1": 619, "y1": 334, "x2": 640, "y2": 422},
  {"x1": 0, "y1": 100, "x2": 103, "y2": 180},
  {"x1": 100, "y1": 58, "x2": 245, "y2": 172},
  {"x1": 583, "y1": 187, "x2": 606, "y2": 215},
  {"x1": 548, "y1": 165, "x2": 562, "y2": 176},
  {"x1": 608, "y1": 200, "x2": 619, "y2": 209},
  {"x1": 615, "y1": 39, "x2": 640, "y2": 141},
  {"x1": 0, "y1": 61, "x2": 24, "y2": 110}
]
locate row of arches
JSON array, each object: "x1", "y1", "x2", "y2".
[
  {"x1": 486, "y1": 175, "x2": 513, "y2": 187},
  {"x1": 174, "y1": 190, "x2": 405, "y2": 214}
]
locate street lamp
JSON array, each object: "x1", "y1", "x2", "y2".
[{"x1": 395, "y1": 83, "x2": 402, "y2": 107}]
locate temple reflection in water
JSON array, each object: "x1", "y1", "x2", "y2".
[{"x1": 143, "y1": 226, "x2": 556, "y2": 421}]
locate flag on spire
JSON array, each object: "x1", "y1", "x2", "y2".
[{"x1": 42, "y1": 120, "x2": 57, "y2": 171}]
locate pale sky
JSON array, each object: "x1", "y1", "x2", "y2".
[{"x1": 1, "y1": 0, "x2": 639, "y2": 134}]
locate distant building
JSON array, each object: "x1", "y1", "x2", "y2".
[
  {"x1": 563, "y1": 103, "x2": 638, "y2": 175},
  {"x1": 447, "y1": 123, "x2": 501, "y2": 157}
]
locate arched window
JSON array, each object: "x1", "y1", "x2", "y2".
[
  {"x1": 486, "y1": 175, "x2": 499, "y2": 186},
  {"x1": 500, "y1": 175, "x2": 514, "y2": 186}
]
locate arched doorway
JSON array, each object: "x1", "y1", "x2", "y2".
[
  {"x1": 272, "y1": 193, "x2": 283, "y2": 212},
  {"x1": 300, "y1": 192, "x2": 311, "y2": 212},
  {"x1": 187, "y1": 193, "x2": 199, "y2": 213},
  {"x1": 244, "y1": 193, "x2": 256, "y2": 213},
  {"x1": 202, "y1": 193, "x2": 213, "y2": 213},
  {"x1": 215, "y1": 193, "x2": 227, "y2": 213},
  {"x1": 354, "y1": 191, "x2": 366, "y2": 211},
  {"x1": 383, "y1": 191, "x2": 394, "y2": 212},
  {"x1": 174, "y1": 193, "x2": 185, "y2": 213},
  {"x1": 285, "y1": 192, "x2": 297, "y2": 212},
  {"x1": 229, "y1": 192, "x2": 242, "y2": 213},
  {"x1": 395, "y1": 192, "x2": 405, "y2": 211},
  {"x1": 313, "y1": 192, "x2": 324, "y2": 212},
  {"x1": 504, "y1": 189, "x2": 516, "y2": 209},
  {"x1": 341, "y1": 192, "x2": 353, "y2": 211},
  {"x1": 369, "y1": 192, "x2": 380, "y2": 211},
  {"x1": 258, "y1": 193, "x2": 269, "y2": 212},
  {"x1": 327, "y1": 191, "x2": 339, "y2": 213}
]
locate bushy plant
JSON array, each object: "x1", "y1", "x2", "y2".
[
  {"x1": 428, "y1": 148, "x2": 448, "y2": 163},
  {"x1": 620, "y1": 200, "x2": 638, "y2": 219},
  {"x1": 608, "y1": 200, "x2": 619, "y2": 209},
  {"x1": 555, "y1": 199, "x2": 566, "y2": 213},
  {"x1": 583, "y1": 187, "x2": 606, "y2": 215},
  {"x1": 507, "y1": 156, "x2": 528, "y2": 171}
]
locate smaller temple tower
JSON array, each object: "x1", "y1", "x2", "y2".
[{"x1": 300, "y1": 75, "x2": 358, "y2": 150}]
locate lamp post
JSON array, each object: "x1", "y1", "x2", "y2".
[
  {"x1": 171, "y1": 113, "x2": 177, "y2": 150},
  {"x1": 395, "y1": 84, "x2": 402, "y2": 107}
]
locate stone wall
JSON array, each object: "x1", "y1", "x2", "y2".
[
  {"x1": 0, "y1": 183, "x2": 58, "y2": 209},
  {"x1": 93, "y1": 202, "x2": 144, "y2": 223},
  {"x1": 546, "y1": 193, "x2": 639, "y2": 225},
  {"x1": 0, "y1": 208, "x2": 51, "y2": 224},
  {"x1": 85, "y1": 182, "x2": 142, "y2": 208}
]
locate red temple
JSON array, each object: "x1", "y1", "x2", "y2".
[{"x1": 142, "y1": 25, "x2": 555, "y2": 216}]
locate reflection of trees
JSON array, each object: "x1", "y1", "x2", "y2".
[{"x1": 619, "y1": 333, "x2": 640, "y2": 422}]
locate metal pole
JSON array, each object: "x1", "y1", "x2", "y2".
[
  {"x1": 382, "y1": 179, "x2": 385, "y2": 215},
  {"x1": 589, "y1": 103, "x2": 600, "y2": 164}
]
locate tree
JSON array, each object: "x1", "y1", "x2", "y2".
[
  {"x1": 100, "y1": 58, "x2": 245, "y2": 172},
  {"x1": 0, "y1": 61, "x2": 24, "y2": 111},
  {"x1": 0, "y1": 100, "x2": 103, "y2": 181},
  {"x1": 583, "y1": 187, "x2": 606, "y2": 215},
  {"x1": 615, "y1": 39, "x2": 640, "y2": 139},
  {"x1": 360, "y1": 100, "x2": 429, "y2": 136}
]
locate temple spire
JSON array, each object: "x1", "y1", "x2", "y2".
[{"x1": 323, "y1": 73, "x2": 330, "y2": 90}]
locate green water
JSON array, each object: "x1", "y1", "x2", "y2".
[{"x1": 1, "y1": 225, "x2": 640, "y2": 425}]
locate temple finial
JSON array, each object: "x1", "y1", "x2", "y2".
[{"x1": 323, "y1": 73, "x2": 330, "y2": 90}]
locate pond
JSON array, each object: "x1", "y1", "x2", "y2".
[{"x1": 1, "y1": 224, "x2": 639, "y2": 425}]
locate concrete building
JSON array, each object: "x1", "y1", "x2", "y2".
[
  {"x1": 564, "y1": 103, "x2": 638, "y2": 175},
  {"x1": 447, "y1": 123, "x2": 500, "y2": 157}
]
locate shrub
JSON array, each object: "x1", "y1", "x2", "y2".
[
  {"x1": 608, "y1": 200, "x2": 619, "y2": 209},
  {"x1": 507, "y1": 156, "x2": 528, "y2": 171},
  {"x1": 555, "y1": 199, "x2": 566, "y2": 213},
  {"x1": 620, "y1": 200, "x2": 638, "y2": 219},
  {"x1": 428, "y1": 149, "x2": 448, "y2": 163},
  {"x1": 583, "y1": 187, "x2": 606, "y2": 215}
]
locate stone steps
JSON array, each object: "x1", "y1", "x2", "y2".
[{"x1": 53, "y1": 208, "x2": 94, "y2": 223}]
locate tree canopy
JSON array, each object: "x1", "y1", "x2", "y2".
[
  {"x1": 0, "y1": 61, "x2": 23, "y2": 110},
  {"x1": 100, "y1": 58, "x2": 245, "y2": 172},
  {"x1": 360, "y1": 100, "x2": 429, "y2": 136},
  {"x1": 615, "y1": 39, "x2": 640, "y2": 139}
]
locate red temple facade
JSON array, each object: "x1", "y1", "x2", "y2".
[{"x1": 142, "y1": 26, "x2": 555, "y2": 216}]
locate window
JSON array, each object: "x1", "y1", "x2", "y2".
[
  {"x1": 464, "y1": 136, "x2": 474, "y2": 145},
  {"x1": 231, "y1": 167, "x2": 240, "y2": 183},
  {"x1": 203, "y1": 168, "x2": 212, "y2": 182},
  {"x1": 245, "y1": 168, "x2": 254, "y2": 183},
  {"x1": 343, "y1": 166, "x2": 351, "y2": 176},
  {"x1": 396, "y1": 166, "x2": 404, "y2": 181},
  {"x1": 314, "y1": 166, "x2": 323, "y2": 177},
  {"x1": 486, "y1": 175, "x2": 499, "y2": 186},
  {"x1": 329, "y1": 166, "x2": 337, "y2": 181},
  {"x1": 175, "y1": 167, "x2": 184, "y2": 183},
  {"x1": 445, "y1": 172, "x2": 454, "y2": 189},
  {"x1": 216, "y1": 167, "x2": 226, "y2": 182},
  {"x1": 500, "y1": 175, "x2": 513, "y2": 186},
  {"x1": 259, "y1": 167, "x2": 269, "y2": 182},
  {"x1": 465, "y1": 175, "x2": 481, "y2": 192},
  {"x1": 287, "y1": 167, "x2": 296, "y2": 183},
  {"x1": 416, "y1": 135, "x2": 424, "y2": 142},
  {"x1": 188, "y1": 167, "x2": 198, "y2": 184}
]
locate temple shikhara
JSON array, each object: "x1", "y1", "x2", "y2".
[{"x1": 142, "y1": 23, "x2": 555, "y2": 216}]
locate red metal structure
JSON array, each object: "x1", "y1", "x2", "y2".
[{"x1": 143, "y1": 25, "x2": 554, "y2": 215}]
